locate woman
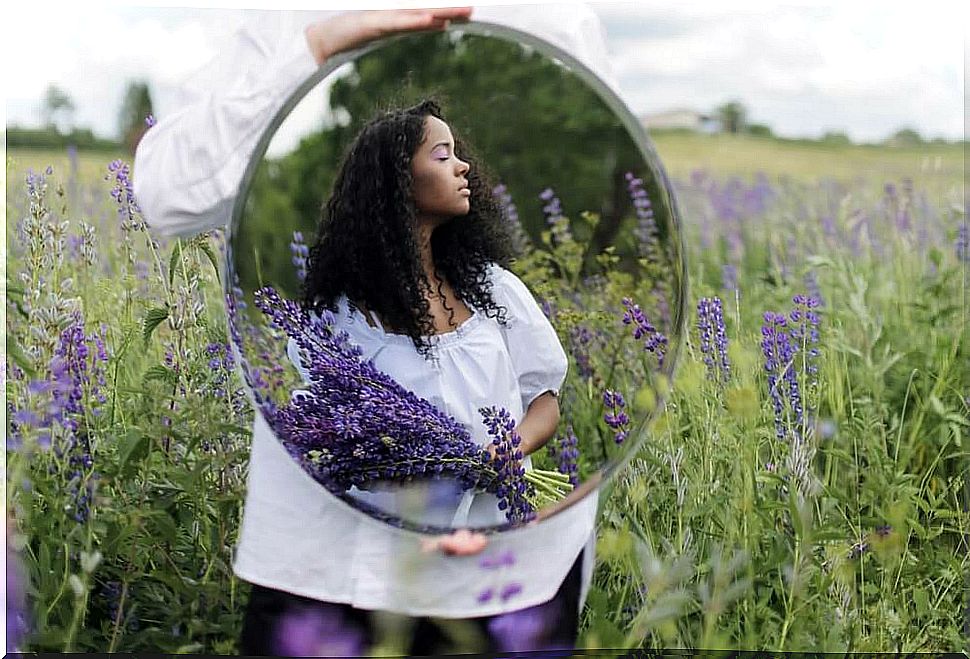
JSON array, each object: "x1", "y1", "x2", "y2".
[
  {"x1": 133, "y1": 6, "x2": 611, "y2": 655},
  {"x1": 291, "y1": 97, "x2": 564, "y2": 530}
]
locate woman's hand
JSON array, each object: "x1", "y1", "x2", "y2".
[
  {"x1": 304, "y1": 7, "x2": 473, "y2": 66},
  {"x1": 420, "y1": 528, "x2": 488, "y2": 556}
]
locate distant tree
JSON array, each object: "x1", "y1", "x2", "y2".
[
  {"x1": 119, "y1": 81, "x2": 154, "y2": 155},
  {"x1": 716, "y1": 100, "x2": 746, "y2": 134},
  {"x1": 745, "y1": 123, "x2": 773, "y2": 138},
  {"x1": 821, "y1": 130, "x2": 852, "y2": 145},
  {"x1": 41, "y1": 85, "x2": 75, "y2": 134},
  {"x1": 888, "y1": 127, "x2": 923, "y2": 146}
]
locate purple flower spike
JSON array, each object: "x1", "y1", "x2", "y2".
[
  {"x1": 539, "y1": 187, "x2": 572, "y2": 245},
  {"x1": 955, "y1": 222, "x2": 968, "y2": 263},
  {"x1": 621, "y1": 297, "x2": 668, "y2": 367},
  {"x1": 290, "y1": 230, "x2": 309, "y2": 281},
  {"x1": 697, "y1": 297, "x2": 730, "y2": 386},
  {"x1": 547, "y1": 425, "x2": 580, "y2": 487},
  {"x1": 492, "y1": 183, "x2": 529, "y2": 254},
  {"x1": 602, "y1": 389, "x2": 630, "y2": 445},
  {"x1": 626, "y1": 171, "x2": 660, "y2": 262},
  {"x1": 760, "y1": 293, "x2": 822, "y2": 442},
  {"x1": 479, "y1": 406, "x2": 536, "y2": 523}
]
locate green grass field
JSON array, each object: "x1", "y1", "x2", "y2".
[{"x1": 5, "y1": 137, "x2": 968, "y2": 653}]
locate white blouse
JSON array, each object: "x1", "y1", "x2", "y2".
[
  {"x1": 133, "y1": 4, "x2": 614, "y2": 617},
  {"x1": 285, "y1": 264, "x2": 566, "y2": 529}
]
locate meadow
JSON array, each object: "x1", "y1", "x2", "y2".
[{"x1": 4, "y1": 133, "x2": 968, "y2": 653}]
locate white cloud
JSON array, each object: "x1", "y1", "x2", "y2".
[{"x1": 594, "y1": 1, "x2": 964, "y2": 141}]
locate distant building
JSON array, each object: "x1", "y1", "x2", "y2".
[{"x1": 640, "y1": 109, "x2": 718, "y2": 133}]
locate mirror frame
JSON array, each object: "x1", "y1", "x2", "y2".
[{"x1": 225, "y1": 19, "x2": 690, "y2": 534}]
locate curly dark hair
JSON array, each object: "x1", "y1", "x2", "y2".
[{"x1": 301, "y1": 99, "x2": 518, "y2": 359}]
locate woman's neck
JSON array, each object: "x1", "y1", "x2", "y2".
[{"x1": 415, "y1": 223, "x2": 438, "y2": 283}]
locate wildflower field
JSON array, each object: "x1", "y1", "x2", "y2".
[{"x1": 4, "y1": 138, "x2": 968, "y2": 653}]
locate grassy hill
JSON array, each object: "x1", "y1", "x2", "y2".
[
  {"x1": 647, "y1": 131, "x2": 964, "y2": 190},
  {"x1": 6, "y1": 133, "x2": 964, "y2": 198}
]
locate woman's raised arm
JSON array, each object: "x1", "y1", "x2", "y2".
[{"x1": 132, "y1": 8, "x2": 471, "y2": 240}]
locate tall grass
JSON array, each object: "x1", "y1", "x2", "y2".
[{"x1": 4, "y1": 144, "x2": 967, "y2": 653}]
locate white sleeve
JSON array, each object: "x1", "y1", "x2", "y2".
[
  {"x1": 490, "y1": 265, "x2": 569, "y2": 411},
  {"x1": 132, "y1": 10, "x2": 328, "y2": 239}
]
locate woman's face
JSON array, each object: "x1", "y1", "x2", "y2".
[{"x1": 410, "y1": 115, "x2": 472, "y2": 222}]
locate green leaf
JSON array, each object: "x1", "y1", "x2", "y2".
[
  {"x1": 142, "y1": 365, "x2": 177, "y2": 387},
  {"x1": 118, "y1": 429, "x2": 151, "y2": 475},
  {"x1": 143, "y1": 306, "x2": 169, "y2": 345},
  {"x1": 195, "y1": 238, "x2": 222, "y2": 284},
  {"x1": 174, "y1": 644, "x2": 204, "y2": 654},
  {"x1": 5, "y1": 336, "x2": 36, "y2": 378},
  {"x1": 169, "y1": 240, "x2": 184, "y2": 287},
  {"x1": 150, "y1": 511, "x2": 178, "y2": 545},
  {"x1": 928, "y1": 395, "x2": 947, "y2": 417}
]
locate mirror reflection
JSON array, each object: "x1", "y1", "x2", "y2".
[{"x1": 227, "y1": 26, "x2": 685, "y2": 533}]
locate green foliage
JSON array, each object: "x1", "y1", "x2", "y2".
[
  {"x1": 6, "y1": 126, "x2": 121, "y2": 151},
  {"x1": 118, "y1": 80, "x2": 154, "y2": 155}
]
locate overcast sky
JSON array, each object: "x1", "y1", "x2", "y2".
[{"x1": 3, "y1": 0, "x2": 965, "y2": 144}]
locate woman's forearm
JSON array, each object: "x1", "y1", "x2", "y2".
[{"x1": 515, "y1": 391, "x2": 561, "y2": 456}]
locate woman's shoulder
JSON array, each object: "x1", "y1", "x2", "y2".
[
  {"x1": 486, "y1": 262, "x2": 534, "y2": 304},
  {"x1": 485, "y1": 261, "x2": 523, "y2": 291}
]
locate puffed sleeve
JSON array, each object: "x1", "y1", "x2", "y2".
[
  {"x1": 133, "y1": 10, "x2": 331, "y2": 239},
  {"x1": 489, "y1": 264, "x2": 569, "y2": 412}
]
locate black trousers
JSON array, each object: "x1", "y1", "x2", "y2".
[{"x1": 239, "y1": 549, "x2": 584, "y2": 656}]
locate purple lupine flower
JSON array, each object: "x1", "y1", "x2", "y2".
[
  {"x1": 105, "y1": 159, "x2": 145, "y2": 231},
  {"x1": 626, "y1": 172, "x2": 659, "y2": 262},
  {"x1": 539, "y1": 297, "x2": 556, "y2": 322},
  {"x1": 697, "y1": 297, "x2": 730, "y2": 385},
  {"x1": 568, "y1": 324, "x2": 595, "y2": 380},
  {"x1": 956, "y1": 222, "x2": 969, "y2": 262},
  {"x1": 272, "y1": 605, "x2": 366, "y2": 657},
  {"x1": 787, "y1": 294, "x2": 821, "y2": 433},
  {"x1": 621, "y1": 297, "x2": 668, "y2": 368},
  {"x1": 804, "y1": 270, "x2": 824, "y2": 308},
  {"x1": 539, "y1": 187, "x2": 572, "y2": 245},
  {"x1": 546, "y1": 425, "x2": 580, "y2": 486},
  {"x1": 848, "y1": 538, "x2": 869, "y2": 559},
  {"x1": 603, "y1": 389, "x2": 630, "y2": 445},
  {"x1": 761, "y1": 311, "x2": 798, "y2": 441},
  {"x1": 493, "y1": 183, "x2": 529, "y2": 254},
  {"x1": 101, "y1": 580, "x2": 123, "y2": 628},
  {"x1": 204, "y1": 341, "x2": 235, "y2": 398},
  {"x1": 290, "y1": 230, "x2": 309, "y2": 281},
  {"x1": 721, "y1": 263, "x2": 738, "y2": 292},
  {"x1": 486, "y1": 598, "x2": 563, "y2": 652},
  {"x1": 252, "y1": 286, "x2": 532, "y2": 522},
  {"x1": 480, "y1": 405, "x2": 535, "y2": 524}
]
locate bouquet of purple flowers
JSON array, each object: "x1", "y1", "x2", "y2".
[{"x1": 250, "y1": 286, "x2": 572, "y2": 524}]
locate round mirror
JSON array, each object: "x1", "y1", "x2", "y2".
[{"x1": 225, "y1": 20, "x2": 687, "y2": 534}]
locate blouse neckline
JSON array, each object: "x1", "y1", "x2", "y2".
[{"x1": 338, "y1": 295, "x2": 487, "y2": 349}]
